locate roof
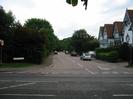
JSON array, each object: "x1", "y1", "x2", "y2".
[
  {"x1": 98, "y1": 26, "x2": 104, "y2": 39},
  {"x1": 113, "y1": 21, "x2": 123, "y2": 33},
  {"x1": 127, "y1": 10, "x2": 133, "y2": 20},
  {"x1": 104, "y1": 24, "x2": 113, "y2": 38},
  {"x1": 99, "y1": 26, "x2": 104, "y2": 33},
  {"x1": 125, "y1": 9, "x2": 133, "y2": 23}
]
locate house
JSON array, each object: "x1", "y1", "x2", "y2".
[
  {"x1": 98, "y1": 24, "x2": 114, "y2": 48},
  {"x1": 123, "y1": 9, "x2": 133, "y2": 46},
  {"x1": 113, "y1": 21, "x2": 124, "y2": 45},
  {"x1": 98, "y1": 26, "x2": 104, "y2": 48}
]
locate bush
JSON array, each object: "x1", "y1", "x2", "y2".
[
  {"x1": 107, "y1": 51, "x2": 119, "y2": 62},
  {"x1": 96, "y1": 47, "x2": 119, "y2": 62},
  {"x1": 118, "y1": 42, "x2": 130, "y2": 61}
]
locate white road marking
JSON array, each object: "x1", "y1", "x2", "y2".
[
  {"x1": 102, "y1": 71, "x2": 110, "y2": 74},
  {"x1": 77, "y1": 63, "x2": 83, "y2": 68},
  {"x1": 112, "y1": 71, "x2": 119, "y2": 74},
  {"x1": 0, "y1": 82, "x2": 36, "y2": 90},
  {"x1": 85, "y1": 68, "x2": 95, "y2": 74},
  {"x1": 126, "y1": 84, "x2": 133, "y2": 87},
  {"x1": 123, "y1": 72, "x2": 131, "y2": 74},
  {"x1": 97, "y1": 66, "x2": 111, "y2": 71},
  {"x1": 71, "y1": 59, "x2": 76, "y2": 63},
  {"x1": 113, "y1": 94, "x2": 133, "y2": 97},
  {"x1": 76, "y1": 62, "x2": 95, "y2": 74},
  {"x1": 0, "y1": 94, "x2": 56, "y2": 97},
  {"x1": 0, "y1": 80, "x2": 58, "y2": 83}
]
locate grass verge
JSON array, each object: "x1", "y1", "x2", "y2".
[{"x1": 0, "y1": 63, "x2": 33, "y2": 68}]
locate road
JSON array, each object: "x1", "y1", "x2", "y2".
[{"x1": 0, "y1": 52, "x2": 133, "y2": 99}]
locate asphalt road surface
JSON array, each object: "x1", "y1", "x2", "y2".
[{"x1": 0, "y1": 52, "x2": 133, "y2": 99}]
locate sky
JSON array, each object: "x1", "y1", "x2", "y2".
[{"x1": 1, "y1": 0, "x2": 133, "y2": 39}]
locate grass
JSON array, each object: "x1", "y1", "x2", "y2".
[{"x1": 0, "y1": 63, "x2": 33, "y2": 68}]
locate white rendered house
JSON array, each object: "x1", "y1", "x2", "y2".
[{"x1": 123, "y1": 9, "x2": 133, "y2": 46}]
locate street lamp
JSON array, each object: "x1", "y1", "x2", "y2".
[{"x1": 0, "y1": 39, "x2": 4, "y2": 65}]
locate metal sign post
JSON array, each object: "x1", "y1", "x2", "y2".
[{"x1": 0, "y1": 39, "x2": 4, "y2": 65}]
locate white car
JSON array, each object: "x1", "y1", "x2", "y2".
[
  {"x1": 88, "y1": 51, "x2": 96, "y2": 59},
  {"x1": 80, "y1": 53, "x2": 92, "y2": 61}
]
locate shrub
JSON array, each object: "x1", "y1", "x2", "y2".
[
  {"x1": 118, "y1": 43, "x2": 130, "y2": 61},
  {"x1": 96, "y1": 48, "x2": 119, "y2": 62}
]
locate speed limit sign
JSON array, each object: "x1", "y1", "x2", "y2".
[{"x1": 0, "y1": 39, "x2": 4, "y2": 46}]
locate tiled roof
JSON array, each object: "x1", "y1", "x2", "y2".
[
  {"x1": 127, "y1": 10, "x2": 133, "y2": 19},
  {"x1": 99, "y1": 26, "x2": 104, "y2": 34},
  {"x1": 127, "y1": 9, "x2": 133, "y2": 23},
  {"x1": 113, "y1": 21, "x2": 123, "y2": 33},
  {"x1": 98, "y1": 26, "x2": 104, "y2": 39},
  {"x1": 104, "y1": 24, "x2": 113, "y2": 38}
]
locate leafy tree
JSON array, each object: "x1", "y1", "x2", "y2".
[
  {"x1": 66, "y1": 0, "x2": 88, "y2": 10},
  {"x1": 0, "y1": 6, "x2": 14, "y2": 39},
  {"x1": 0, "y1": 6, "x2": 15, "y2": 62},
  {"x1": 11, "y1": 25, "x2": 46, "y2": 64},
  {"x1": 58, "y1": 37, "x2": 73, "y2": 52},
  {"x1": 71, "y1": 29, "x2": 98, "y2": 54},
  {"x1": 24, "y1": 18, "x2": 59, "y2": 55}
]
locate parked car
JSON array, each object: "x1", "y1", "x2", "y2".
[
  {"x1": 80, "y1": 53, "x2": 92, "y2": 61},
  {"x1": 71, "y1": 51, "x2": 77, "y2": 56},
  {"x1": 54, "y1": 51, "x2": 58, "y2": 54},
  {"x1": 88, "y1": 51, "x2": 96, "y2": 58},
  {"x1": 65, "y1": 51, "x2": 69, "y2": 54}
]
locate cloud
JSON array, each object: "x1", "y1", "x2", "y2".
[{"x1": 1, "y1": 0, "x2": 133, "y2": 39}]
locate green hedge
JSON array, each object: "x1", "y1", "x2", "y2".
[
  {"x1": 96, "y1": 47, "x2": 119, "y2": 62},
  {"x1": 96, "y1": 51, "x2": 119, "y2": 62}
]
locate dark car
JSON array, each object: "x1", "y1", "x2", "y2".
[
  {"x1": 54, "y1": 51, "x2": 58, "y2": 54},
  {"x1": 71, "y1": 51, "x2": 77, "y2": 56}
]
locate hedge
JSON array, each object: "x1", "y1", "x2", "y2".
[{"x1": 96, "y1": 47, "x2": 119, "y2": 62}]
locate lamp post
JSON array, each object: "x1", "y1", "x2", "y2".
[{"x1": 0, "y1": 39, "x2": 4, "y2": 66}]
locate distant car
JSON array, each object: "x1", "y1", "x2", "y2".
[
  {"x1": 71, "y1": 51, "x2": 77, "y2": 56},
  {"x1": 80, "y1": 53, "x2": 92, "y2": 61},
  {"x1": 65, "y1": 51, "x2": 69, "y2": 54},
  {"x1": 54, "y1": 51, "x2": 58, "y2": 54}
]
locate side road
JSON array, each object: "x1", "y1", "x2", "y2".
[
  {"x1": 0, "y1": 55, "x2": 53, "y2": 74},
  {"x1": 0, "y1": 53, "x2": 131, "y2": 75}
]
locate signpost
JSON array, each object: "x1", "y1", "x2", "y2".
[{"x1": 0, "y1": 39, "x2": 4, "y2": 65}]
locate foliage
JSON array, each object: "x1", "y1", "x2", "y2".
[
  {"x1": 0, "y1": 6, "x2": 59, "y2": 64},
  {"x1": 24, "y1": 18, "x2": 53, "y2": 32},
  {"x1": 24, "y1": 18, "x2": 58, "y2": 53},
  {"x1": 71, "y1": 29, "x2": 99, "y2": 55},
  {"x1": 58, "y1": 37, "x2": 73, "y2": 52},
  {"x1": 0, "y1": 63, "x2": 33, "y2": 68},
  {"x1": 96, "y1": 51, "x2": 119, "y2": 62},
  {"x1": 66, "y1": 0, "x2": 88, "y2": 10},
  {"x1": 66, "y1": 0, "x2": 78, "y2": 6},
  {"x1": 96, "y1": 47, "x2": 119, "y2": 53},
  {"x1": 118, "y1": 42, "x2": 130, "y2": 61}
]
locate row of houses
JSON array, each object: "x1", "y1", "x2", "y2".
[{"x1": 98, "y1": 9, "x2": 133, "y2": 48}]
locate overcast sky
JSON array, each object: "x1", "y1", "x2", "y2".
[{"x1": 1, "y1": 0, "x2": 133, "y2": 39}]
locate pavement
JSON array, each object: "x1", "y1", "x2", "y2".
[{"x1": 0, "y1": 52, "x2": 133, "y2": 99}]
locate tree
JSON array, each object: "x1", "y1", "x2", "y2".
[
  {"x1": 24, "y1": 18, "x2": 59, "y2": 55},
  {"x1": 0, "y1": 6, "x2": 15, "y2": 62},
  {"x1": 58, "y1": 37, "x2": 73, "y2": 52},
  {"x1": 0, "y1": 6, "x2": 14, "y2": 39},
  {"x1": 66, "y1": 0, "x2": 88, "y2": 10},
  {"x1": 71, "y1": 29, "x2": 98, "y2": 54}
]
